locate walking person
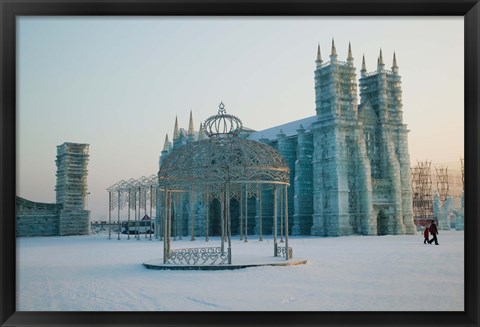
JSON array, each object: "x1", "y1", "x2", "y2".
[
  {"x1": 428, "y1": 220, "x2": 439, "y2": 245},
  {"x1": 423, "y1": 226, "x2": 430, "y2": 244}
]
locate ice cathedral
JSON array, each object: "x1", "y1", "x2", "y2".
[{"x1": 158, "y1": 40, "x2": 417, "y2": 237}]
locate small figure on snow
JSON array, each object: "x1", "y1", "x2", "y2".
[
  {"x1": 428, "y1": 220, "x2": 439, "y2": 245},
  {"x1": 423, "y1": 226, "x2": 429, "y2": 244}
]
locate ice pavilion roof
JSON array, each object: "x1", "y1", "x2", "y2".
[{"x1": 158, "y1": 103, "x2": 290, "y2": 192}]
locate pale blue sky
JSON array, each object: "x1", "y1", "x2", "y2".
[{"x1": 17, "y1": 17, "x2": 464, "y2": 219}]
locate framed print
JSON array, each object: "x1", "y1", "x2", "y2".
[{"x1": 1, "y1": 0, "x2": 478, "y2": 326}]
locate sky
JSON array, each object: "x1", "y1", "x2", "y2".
[{"x1": 16, "y1": 17, "x2": 464, "y2": 220}]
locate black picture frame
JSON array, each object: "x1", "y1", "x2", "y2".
[{"x1": 1, "y1": 1, "x2": 478, "y2": 326}]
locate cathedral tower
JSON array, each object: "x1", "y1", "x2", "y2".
[
  {"x1": 311, "y1": 41, "x2": 375, "y2": 236},
  {"x1": 358, "y1": 51, "x2": 416, "y2": 234},
  {"x1": 158, "y1": 41, "x2": 417, "y2": 238}
]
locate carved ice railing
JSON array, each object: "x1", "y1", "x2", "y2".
[
  {"x1": 165, "y1": 247, "x2": 230, "y2": 265},
  {"x1": 276, "y1": 246, "x2": 293, "y2": 258}
]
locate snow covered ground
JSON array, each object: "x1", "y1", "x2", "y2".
[{"x1": 16, "y1": 230, "x2": 464, "y2": 311}]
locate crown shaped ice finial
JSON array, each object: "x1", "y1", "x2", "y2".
[
  {"x1": 218, "y1": 101, "x2": 226, "y2": 114},
  {"x1": 203, "y1": 102, "x2": 243, "y2": 138}
]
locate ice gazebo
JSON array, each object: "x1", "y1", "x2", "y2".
[{"x1": 144, "y1": 103, "x2": 306, "y2": 270}]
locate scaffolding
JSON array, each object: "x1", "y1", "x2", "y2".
[
  {"x1": 435, "y1": 166, "x2": 451, "y2": 229},
  {"x1": 460, "y1": 157, "x2": 464, "y2": 191},
  {"x1": 435, "y1": 166, "x2": 449, "y2": 202},
  {"x1": 411, "y1": 160, "x2": 434, "y2": 227}
]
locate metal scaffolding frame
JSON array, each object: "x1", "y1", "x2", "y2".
[
  {"x1": 460, "y1": 157, "x2": 464, "y2": 191},
  {"x1": 435, "y1": 166, "x2": 449, "y2": 202},
  {"x1": 106, "y1": 174, "x2": 158, "y2": 241},
  {"x1": 411, "y1": 160, "x2": 434, "y2": 226}
]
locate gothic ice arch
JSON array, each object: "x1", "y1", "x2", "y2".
[{"x1": 377, "y1": 209, "x2": 388, "y2": 235}]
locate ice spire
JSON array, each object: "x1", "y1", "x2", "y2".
[
  {"x1": 317, "y1": 44, "x2": 322, "y2": 61},
  {"x1": 162, "y1": 134, "x2": 169, "y2": 152},
  {"x1": 188, "y1": 110, "x2": 195, "y2": 136},
  {"x1": 315, "y1": 44, "x2": 323, "y2": 67},
  {"x1": 392, "y1": 51, "x2": 399, "y2": 72},
  {"x1": 197, "y1": 123, "x2": 205, "y2": 141},
  {"x1": 330, "y1": 38, "x2": 337, "y2": 58},
  {"x1": 173, "y1": 116, "x2": 179, "y2": 140},
  {"x1": 377, "y1": 49, "x2": 385, "y2": 71},
  {"x1": 347, "y1": 42, "x2": 353, "y2": 62},
  {"x1": 361, "y1": 54, "x2": 367, "y2": 76}
]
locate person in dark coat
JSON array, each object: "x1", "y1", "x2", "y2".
[
  {"x1": 423, "y1": 226, "x2": 430, "y2": 244},
  {"x1": 428, "y1": 220, "x2": 439, "y2": 245}
]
